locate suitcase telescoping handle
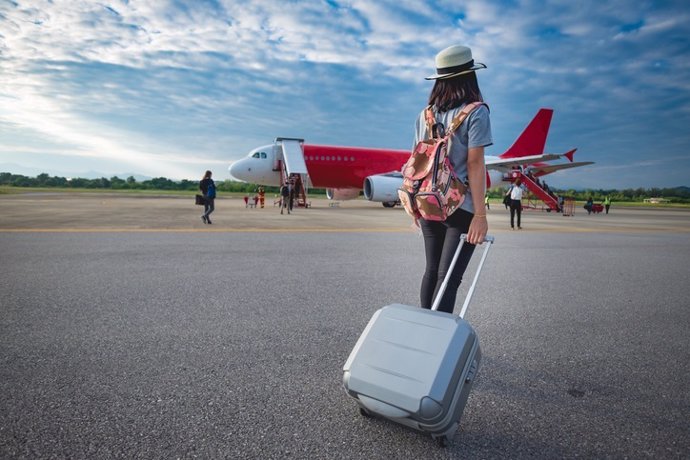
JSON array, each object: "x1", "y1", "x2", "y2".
[{"x1": 431, "y1": 234, "x2": 494, "y2": 318}]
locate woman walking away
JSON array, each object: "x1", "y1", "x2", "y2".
[
  {"x1": 414, "y1": 44, "x2": 492, "y2": 314},
  {"x1": 199, "y1": 170, "x2": 216, "y2": 224}
]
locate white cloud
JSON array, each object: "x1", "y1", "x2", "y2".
[{"x1": 0, "y1": 0, "x2": 689, "y2": 186}]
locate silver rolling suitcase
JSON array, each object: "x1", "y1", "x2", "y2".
[{"x1": 343, "y1": 234, "x2": 494, "y2": 446}]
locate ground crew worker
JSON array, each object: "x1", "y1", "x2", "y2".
[
  {"x1": 258, "y1": 186, "x2": 265, "y2": 208},
  {"x1": 484, "y1": 195, "x2": 490, "y2": 210},
  {"x1": 604, "y1": 196, "x2": 611, "y2": 214}
]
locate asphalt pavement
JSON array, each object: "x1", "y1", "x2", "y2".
[{"x1": 1, "y1": 228, "x2": 689, "y2": 459}]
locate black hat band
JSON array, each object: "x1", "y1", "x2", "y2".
[{"x1": 436, "y1": 59, "x2": 475, "y2": 76}]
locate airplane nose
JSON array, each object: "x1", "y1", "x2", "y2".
[{"x1": 228, "y1": 160, "x2": 246, "y2": 181}]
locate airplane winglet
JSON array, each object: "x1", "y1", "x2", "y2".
[{"x1": 564, "y1": 148, "x2": 577, "y2": 163}]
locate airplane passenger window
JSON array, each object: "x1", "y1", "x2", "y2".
[
  {"x1": 350, "y1": 156, "x2": 355, "y2": 161},
  {"x1": 320, "y1": 156, "x2": 325, "y2": 160},
  {"x1": 337, "y1": 156, "x2": 341, "y2": 161}
]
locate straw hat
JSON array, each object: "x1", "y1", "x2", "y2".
[{"x1": 426, "y1": 45, "x2": 486, "y2": 80}]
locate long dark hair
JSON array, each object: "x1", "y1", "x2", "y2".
[
  {"x1": 202, "y1": 170, "x2": 212, "y2": 180},
  {"x1": 428, "y1": 72, "x2": 483, "y2": 112}
]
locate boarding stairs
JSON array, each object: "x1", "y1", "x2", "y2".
[
  {"x1": 510, "y1": 171, "x2": 560, "y2": 212},
  {"x1": 275, "y1": 137, "x2": 310, "y2": 208}
]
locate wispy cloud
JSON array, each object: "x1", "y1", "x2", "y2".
[{"x1": 0, "y1": 0, "x2": 689, "y2": 186}]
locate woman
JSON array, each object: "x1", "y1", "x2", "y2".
[
  {"x1": 199, "y1": 170, "x2": 216, "y2": 224},
  {"x1": 415, "y1": 45, "x2": 491, "y2": 314}
]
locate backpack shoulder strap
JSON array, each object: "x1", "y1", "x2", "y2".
[
  {"x1": 447, "y1": 102, "x2": 486, "y2": 136},
  {"x1": 423, "y1": 105, "x2": 435, "y2": 138}
]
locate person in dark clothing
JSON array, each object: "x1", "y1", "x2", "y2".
[
  {"x1": 585, "y1": 196, "x2": 594, "y2": 215},
  {"x1": 507, "y1": 180, "x2": 523, "y2": 229},
  {"x1": 288, "y1": 179, "x2": 296, "y2": 211},
  {"x1": 199, "y1": 170, "x2": 216, "y2": 224},
  {"x1": 279, "y1": 181, "x2": 290, "y2": 215}
]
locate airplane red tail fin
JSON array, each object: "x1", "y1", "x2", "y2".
[
  {"x1": 564, "y1": 148, "x2": 576, "y2": 162},
  {"x1": 500, "y1": 108, "x2": 553, "y2": 159}
]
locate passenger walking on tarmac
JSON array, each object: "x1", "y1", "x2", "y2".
[
  {"x1": 288, "y1": 179, "x2": 296, "y2": 211},
  {"x1": 199, "y1": 170, "x2": 216, "y2": 224},
  {"x1": 507, "y1": 180, "x2": 523, "y2": 229},
  {"x1": 280, "y1": 181, "x2": 290, "y2": 215},
  {"x1": 585, "y1": 196, "x2": 594, "y2": 214},
  {"x1": 604, "y1": 195, "x2": 611, "y2": 214},
  {"x1": 414, "y1": 44, "x2": 491, "y2": 314}
]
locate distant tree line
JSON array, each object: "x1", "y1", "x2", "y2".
[
  {"x1": 0, "y1": 172, "x2": 325, "y2": 196},
  {"x1": 2, "y1": 172, "x2": 688, "y2": 202}
]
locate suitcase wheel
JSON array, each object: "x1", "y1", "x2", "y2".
[{"x1": 436, "y1": 435, "x2": 450, "y2": 448}]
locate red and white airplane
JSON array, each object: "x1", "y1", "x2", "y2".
[{"x1": 228, "y1": 108, "x2": 593, "y2": 209}]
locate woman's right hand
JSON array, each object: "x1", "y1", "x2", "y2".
[{"x1": 467, "y1": 215, "x2": 488, "y2": 244}]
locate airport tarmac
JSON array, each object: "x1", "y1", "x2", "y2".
[
  {"x1": 1, "y1": 192, "x2": 690, "y2": 233},
  {"x1": 1, "y1": 193, "x2": 689, "y2": 458}
]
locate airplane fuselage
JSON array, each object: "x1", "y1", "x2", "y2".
[
  {"x1": 228, "y1": 108, "x2": 591, "y2": 207},
  {"x1": 229, "y1": 143, "x2": 504, "y2": 190}
]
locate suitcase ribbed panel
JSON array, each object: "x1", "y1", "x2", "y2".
[{"x1": 344, "y1": 304, "x2": 477, "y2": 420}]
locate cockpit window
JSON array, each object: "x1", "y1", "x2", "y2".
[
  {"x1": 260, "y1": 152, "x2": 267, "y2": 159},
  {"x1": 252, "y1": 152, "x2": 260, "y2": 158}
]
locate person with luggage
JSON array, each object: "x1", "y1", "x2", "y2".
[
  {"x1": 507, "y1": 180, "x2": 523, "y2": 229},
  {"x1": 414, "y1": 44, "x2": 492, "y2": 314},
  {"x1": 199, "y1": 170, "x2": 215, "y2": 224}
]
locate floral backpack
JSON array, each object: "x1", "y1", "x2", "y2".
[{"x1": 398, "y1": 102, "x2": 484, "y2": 221}]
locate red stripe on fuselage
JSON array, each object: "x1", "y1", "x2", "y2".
[{"x1": 302, "y1": 144, "x2": 408, "y2": 189}]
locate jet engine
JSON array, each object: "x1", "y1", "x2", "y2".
[
  {"x1": 325, "y1": 188, "x2": 361, "y2": 200},
  {"x1": 363, "y1": 173, "x2": 403, "y2": 207}
]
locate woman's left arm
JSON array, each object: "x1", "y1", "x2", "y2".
[{"x1": 466, "y1": 146, "x2": 488, "y2": 245}]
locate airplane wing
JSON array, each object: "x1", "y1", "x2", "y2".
[
  {"x1": 485, "y1": 153, "x2": 561, "y2": 169},
  {"x1": 530, "y1": 161, "x2": 594, "y2": 176}
]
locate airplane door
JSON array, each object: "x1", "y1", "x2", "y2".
[
  {"x1": 271, "y1": 144, "x2": 281, "y2": 171},
  {"x1": 277, "y1": 138, "x2": 309, "y2": 176}
]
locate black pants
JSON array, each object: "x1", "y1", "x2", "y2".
[
  {"x1": 204, "y1": 198, "x2": 215, "y2": 218},
  {"x1": 510, "y1": 199, "x2": 521, "y2": 228},
  {"x1": 419, "y1": 209, "x2": 475, "y2": 314}
]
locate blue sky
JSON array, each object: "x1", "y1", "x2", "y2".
[{"x1": 1, "y1": 0, "x2": 689, "y2": 189}]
